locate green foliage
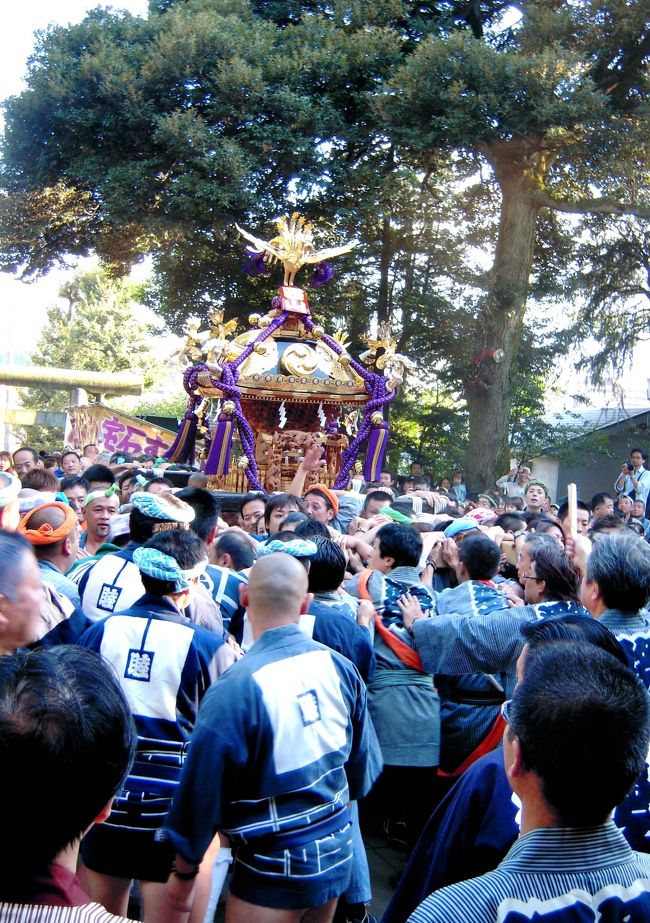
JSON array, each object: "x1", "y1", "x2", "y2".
[
  {"x1": 1, "y1": 0, "x2": 326, "y2": 283},
  {"x1": 567, "y1": 216, "x2": 650, "y2": 383},
  {"x1": 388, "y1": 381, "x2": 469, "y2": 480},
  {"x1": 129, "y1": 392, "x2": 189, "y2": 420},
  {"x1": 387, "y1": 323, "x2": 595, "y2": 480},
  {"x1": 18, "y1": 269, "x2": 162, "y2": 446},
  {"x1": 380, "y1": 31, "x2": 605, "y2": 152},
  {"x1": 2, "y1": 0, "x2": 649, "y2": 484}
]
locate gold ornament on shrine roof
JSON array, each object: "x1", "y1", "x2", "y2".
[
  {"x1": 331, "y1": 330, "x2": 352, "y2": 351},
  {"x1": 359, "y1": 321, "x2": 415, "y2": 388},
  {"x1": 236, "y1": 212, "x2": 357, "y2": 287},
  {"x1": 281, "y1": 343, "x2": 319, "y2": 376},
  {"x1": 361, "y1": 322, "x2": 398, "y2": 360}
]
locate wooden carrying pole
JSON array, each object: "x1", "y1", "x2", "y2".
[{"x1": 567, "y1": 483, "x2": 578, "y2": 538}]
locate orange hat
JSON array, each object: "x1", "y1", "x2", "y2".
[
  {"x1": 18, "y1": 501, "x2": 77, "y2": 545},
  {"x1": 304, "y1": 484, "x2": 339, "y2": 516}
]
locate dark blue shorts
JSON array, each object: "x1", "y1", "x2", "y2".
[
  {"x1": 81, "y1": 792, "x2": 175, "y2": 883},
  {"x1": 229, "y1": 824, "x2": 353, "y2": 910}
]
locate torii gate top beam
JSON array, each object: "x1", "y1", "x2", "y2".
[{"x1": 0, "y1": 365, "x2": 143, "y2": 396}]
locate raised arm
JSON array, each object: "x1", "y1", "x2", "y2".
[{"x1": 288, "y1": 443, "x2": 327, "y2": 497}]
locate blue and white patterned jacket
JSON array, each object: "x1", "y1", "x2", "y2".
[{"x1": 165, "y1": 623, "x2": 380, "y2": 864}]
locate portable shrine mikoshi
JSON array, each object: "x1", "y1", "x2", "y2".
[{"x1": 166, "y1": 214, "x2": 411, "y2": 492}]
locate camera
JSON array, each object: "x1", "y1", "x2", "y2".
[{"x1": 626, "y1": 462, "x2": 635, "y2": 472}]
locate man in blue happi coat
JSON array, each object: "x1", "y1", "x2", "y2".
[
  {"x1": 384, "y1": 614, "x2": 633, "y2": 923},
  {"x1": 409, "y1": 640, "x2": 650, "y2": 923},
  {"x1": 165, "y1": 552, "x2": 379, "y2": 923},
  {"x1": 581, "y1": 531, "x2": 650, "y2": 851},
  {"x1": 432, "y1": 534, "x2": 509, "y2": 775},
  {"x1": 345, "y1": 523, "x2": 439, "y2": 848},
  {"x1": 304, "y1": 535, "x2": 375, "y2": 683},
  {"x1": 79, "y1": 529, "x2": 235, "y2": 921}
]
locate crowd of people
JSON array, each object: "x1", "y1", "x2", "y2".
[{"x1": 1, "y1": 439, "x2": 650, "y2": 923}]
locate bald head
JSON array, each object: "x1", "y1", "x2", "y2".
[
  {"x1": 19, "y1": 502, "x2": 79, "y2": 568},
  {"x1": 187, "y1": 472, "x2": 209, "y2": 489},
  {"x1": 244, "y1": 553, "x2": 309, "y2": 635},
  {"x1": 26, "y1": 505, "x2": 68, "y2": 534}
]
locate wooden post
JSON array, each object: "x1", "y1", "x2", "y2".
[{"x1": 567, "y1": 483, "x2": 578, "y2": 538}]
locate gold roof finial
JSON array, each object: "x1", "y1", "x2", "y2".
[{"x1": 236, "y1": 213, "x2": 357, "y2": 287}]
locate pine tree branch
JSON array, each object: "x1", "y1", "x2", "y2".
[
  {"x1": 590, "y1": 28, "x2": 650, "y2": 108},
  {"x1": 535, "y1": 193, "x2": 650, "y2": 221}
]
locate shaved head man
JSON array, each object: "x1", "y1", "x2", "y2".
[
  {"x1": 82, "y1": 489, "x2": 120, "y2": 555},
  {"x1": 18, "y1": 501, "x2": 81, "y2": 609},
  {"x1": 166, "y1": 552, "x2": 379, "y2": 923},
  {"x1": 244, "y1": 553, "x2": 309, "y2": 634}
]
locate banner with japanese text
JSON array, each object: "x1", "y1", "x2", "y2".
[{"x1": 66, "y1": 404, "x2": 176, "y2": 457}]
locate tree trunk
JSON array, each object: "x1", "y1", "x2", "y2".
[
  {"x1": 464, "y1": 140, "x2": 542, "y2": 491},
  {"x1": 377, "y1": 214, "x2": 392, "y2": 327}
]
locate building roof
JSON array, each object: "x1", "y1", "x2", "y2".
[{"x1": 547, "y1": 405, "x2": 650, "y2": 433}]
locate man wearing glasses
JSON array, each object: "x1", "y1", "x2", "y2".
[{"x1": 401, "y1": 537, "x2": 587, "y2": 692}]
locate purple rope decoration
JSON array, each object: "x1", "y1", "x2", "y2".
[
  {"x1": 208, "y1": 365, "x2": 262, "y2": 490},
  {"x1": 164, "y1": 364, "x2": 210, "y2": 462},
  {"x1": 198, "y1": 312, "x2": 290, "y2": 491},
  {"x1": 231, "y1": 312, "x2": 289, "y2": 371},
  {"x1": 181, "y1": 365, "x2": 208, "y2": 422},
  {"x1": 301, "y1": 316, "x2": 395, "y2": 488},
  {"x1": 302, "y1": 316, "x2": 375, "y2": 384},
  {"x1": 182, "y1": 364, "x2": 207, "y2": 402},
  {"x1": 334, "y1": 377, "x2": 395, "y2": 489}
]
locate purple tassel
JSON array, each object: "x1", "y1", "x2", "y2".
[
  {"x1": 204, "y1": 416, "x2": 235, "y2": 475},
  {"x1": 165, "y1": 410, "x2": 198, "y2": 464},
  {"x1": 310, "y1": 261, "x2": 334, "y2": 287},
  {"x1": 242, "y1": 248, "x2": 268, "y2": 277},
  {"x1": 363, "y1": 422, "x2": 389, "y2": 481}
]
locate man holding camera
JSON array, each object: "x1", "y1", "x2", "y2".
[
  {"x1": 615, "y1": 448, "x2": 650, "y2": 508},
  {"x1": 495, "y1": 465, "x2": 530, "y2": 500}
]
